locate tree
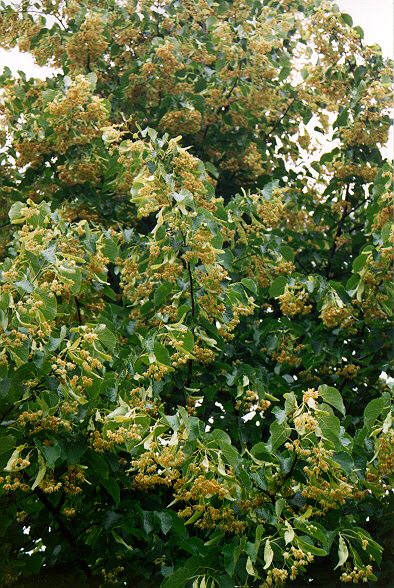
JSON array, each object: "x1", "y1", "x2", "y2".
[{"x1": 0, "y1": 0, "x2": 393, "y2": 586}]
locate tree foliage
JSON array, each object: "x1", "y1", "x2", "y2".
[{"x1": 0, "y1": 0, "x2": 393, "y2": 586}]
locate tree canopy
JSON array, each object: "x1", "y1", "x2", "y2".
[{"x1": 0, "y1": 0, "x2": 393, "y2": 586}]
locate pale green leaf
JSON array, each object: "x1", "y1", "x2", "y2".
[
  {"x1": 263, "y1": 539, "x2": 273, "y2": 569},
  {"x1": 334, "y1": 536, "x2": 349, "y2": 569}
]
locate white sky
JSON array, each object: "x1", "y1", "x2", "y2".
[{"x1": 336, "y1": 0, "x2": 393, "y2": 58}]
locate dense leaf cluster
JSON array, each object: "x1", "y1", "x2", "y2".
[{"x1": 0, "y1": 0, "x2": 393, "y2": 587}]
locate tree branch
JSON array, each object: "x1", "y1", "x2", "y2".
[
  {"x1": 74, "y1": 296, "x2": 82, "y2": 324},
  {"x1": 261, "y1": 98, "x2": 296, "y2": 143},
  {"x1": 326, "y1": 184, "x2": 350, "y2": 278},
  {"x1": 33, "y1": 487, "x2": 92, "y2": 579}
]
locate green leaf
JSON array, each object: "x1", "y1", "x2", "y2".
[
  {"x1": 0, "y1": 378, "x2": 11, "y2": 398},
  {"x1": 95, "y1": 324, "x2": 116, "y2": 352},
  {"x1": 15, "y1": 279, "x2": 34, "y2": 293},
  {"x1": 354, "y1": 25, "x2": 364, "y2": 39},
  {"x1": 364, "y1": 397, "x2": 386, "y2": 432},
  {"x1": 182, "y1": 329, "x2": 194, "y2": 353},
  {"x1": 296, "y1": 536, "x2": 328, "y2": 557},
  {"x1": 42, "y1": 88, "x2": 57, "y2": 106},
  {"x1": 269, "y1": 420, "x2": 291, "y2": 450},
  {"x1": 154, "y1": 281, "x2": 173, "y2": 307},
  {"x1": 112, "y1": 531, "x2": 133, "y2": 551},
  {"x1": 155, "y1": 511, "x2": 173, "y2": 535},
  {"x1": 34, "y1": 440, "x2": 61, "y2": 467},
  {"x1": 275, "y1": 498, "x2": 286, "y2": 518},
  {"x1": 205, "y1": 161, "x2": 219, "y2": 178},
  {"x1": 153, "y1": 341, "x2": 172, "y2": 366},
  {"x1": 280, "y1": 245, "x2": 294, "y2": 262},
  {"x1": 210, "y1": 429, "x2": 231, "y2": 446},
  {"x1": 36, "y1": 289, "x2": 57, "y2": 321},
  {"x1": 293, "y1": 519, "x2": 328, "y2": 547},
  {"x1": 101, "y1": 238, "x2": 119, "y2": 263},
  {"x1": 216, "y1": 576, "x2": 235, "y2": 588},
  {"x1": 340, "y1": 13, "x2": 353, "y2": 26},
  {"x1": 250, "y1": 442, "x2": 273, "y2": 463},
  {"x1": 316, "y1": 404, "x2": 341, "y2": 448},
  {"x1": 31, "y1": 451, "x2": 47, "y2": 490},
  {"x1": 245, "y1": 541, "x2": 257, "y2": 563},
  {"x1": 8, "y1": 202, "x2": 25, "y2": 223},
  {"x1": 330, "y1": 451, "x2": 354, "y2": 475},
  {"x1": 318, "y1": 385, "x2": 345, "y2": 415},
  {"x1": 84, "y1": 450, "x2": 109, "y2": 479},
  {"x1": 68, "y1": 440, "x2": 88, "y2": 464},
  {"x1": 241, "y1": 278, "x2": 258, "y2": 295},
  {"x1": 14, "y1": 85, "x2": 26, "y2": 100},
  {"x1": 222, "y1": 543, "x2": 241, "y2": 577},
  {"x1": 12, "y1": 363, "x2": 37, "y2": 386},
  {"x1": 279, "y1": 66, "x2": 291, "y2": 81},
  {"x1": 218, "y1": 441, "x2": 239, "y2": 469},
  {"x1": 269, "y1": 276, "x2": 287, "y2": 298},
  {"x1": 162, "y1": 553, "x2": 220, "y2": 588},
  {"x1": 70, "y1": 267, "x2": 82, "y2": 295},
  {"x1": 352, "y1": 253, "x2": 368, "y2": 273},
  {"x1": 101, "y1": 477, "x2": 120, "y2": 505},
  {"x1": 103, "y1": 510, "x2": 122, "y2": 531},
  {"x1": 0, "y1": 436, "x2": 16, "y2": 457}
]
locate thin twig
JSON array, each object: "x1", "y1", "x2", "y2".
[{"x1": 261, "y1": 98, "x2": 296, "y2": 143}]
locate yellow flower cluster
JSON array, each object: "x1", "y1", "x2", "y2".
[
  {"x1": 62, "y1": 507, "x2": 77, "y2": 519},
  {"x1": 269, "y1": 335, "x2": 304, "y2": 367},
  {"x1": 38, "y1": 473, "x2": 62, "y2": 494},
  {"x1": 65, "y1": 14, "x2": 109, "y2": 73},
  {"x1": 159, "y1": 109, "x2": 202, "y2": 136},
  {"x1": 17, "y1": 411, "x2": 72, "y2": 434},
  {"x1": 90, "y1": 430, "x2": 116, "y2": 454},
  {"x1": 1, "y1": 473, "x2": 30, "y2": 493},
  {"x1": 340, "y1": 565, "x2": 374, "y2": 584},
  {"x1": 302, "y1": 388, "x2": 319, "y2": 404},
  {"x1": 264, "y1": 544, "x2": 314, "y2": 586},
  {"x1": 300, "y1": 442, "x2": 367, "y2": 515},
  {"x1": 235, "y1": 390, "x2": 271, "y2": 416},
  {"x1": 217, "y1": 300, "x2": 256, "y2": 342},
  {"x1": 192, "y1": 342, "x2": 216, "y2": 365},
  {"x1": 279, "y1": 287, "x2": 312, "y2": 318},
  {"x1": 336, "y1": 364, "x2": 360, "y2": 379},
  {"x1": 101, "y1": 566, "x2": 125, "y2": 585},
  {"x1": 106, "y1": 426, "x2": 142, "y2": 444},
  {"x1": 320, "y1": 293, "x2": 355, "y2": 331},
  {"x1": 144, "y1": 363, "x2": 171, "y2": 381},
  {"x1": 373, "y1": 201, "x2": 393, "y2": 231},
  {"x1": 340, "y1": 121, "x2": 390, "y2": 148},
  {"x1": 328, "y1": 162, "x2": 377, "y2": 184},
  {"x1": 377, "y1": 429, "x2": 394, "y2": 483},
  {"x1": 294, "y1": 412, "x2": 318, "y2": 434},
  {"x1": 62, "y1": 465, "x2": 86, "y2": 495},
  {"x1": 249, "y1": 192, "x2": 285, "y2": 229},
  {"x1": 129, "y1": 447, "x2": 185, "y2": 491},
  {"x1": 263, "y1": 566, "x2": 288, "y2": 587}
]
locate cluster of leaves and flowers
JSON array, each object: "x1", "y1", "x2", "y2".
[{"x1": 0, "y1": 0, "x2": 393, "y2": 587}]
